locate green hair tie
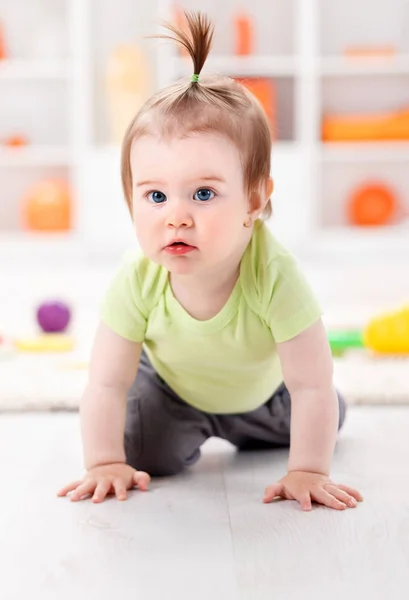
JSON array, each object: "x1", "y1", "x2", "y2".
[{"x1": 191, "y1": 73, "x2": 200, "y2": 83}]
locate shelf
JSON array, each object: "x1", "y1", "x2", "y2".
[
  {"x1": 0, "y1": 146, "x2": 73, "y2": 167},
  {"x1": 319, "y1": 54, "x2": 409, "y2": 76},
  {"x1": 0, "y1": 0, "x2": 407, "y2": 265},
  {"x1": 0, "y1": 232, "x2": 82, "y2": 262},
  {"x1": 0, "y1": 231, "x2": 76, "y2": 243},
  {"x1": 271, "y1": 141, "x2": 300, "y2": 152},
  {"x1": 173, "y1": 55, "x2": 298, "y2": 78},
  {"x1": 0, "y1": 60, "x2": 72, "y2": 80},
  {"x1": 319, "y1": 142, "x2": 409, "y2": 163},
  {"x1": 311, "y1": 225, "x2": 409, "y2": 256}
]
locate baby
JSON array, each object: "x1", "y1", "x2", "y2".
[{"x1": 59, "y1": 12, "x2": 363, "y2": 511}]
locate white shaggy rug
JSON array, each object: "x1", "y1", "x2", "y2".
[
  {"x1": 0, "y1": 348, "x2": 408, "y2": 412},
  {"x1": 1, "y1": 259, "x2": 409, "y2": 412}
]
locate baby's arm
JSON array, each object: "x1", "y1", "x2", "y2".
[
  {"x1": 277, "y1": 318, "x2": 338, "y2": 476},
  {"x1": 58, "y1": 322, "x2": 150, "y2": 502},
  {"x1": 263, "y1": 319, "x2": 363, "y2": 510},
  {"x1": 81, "y1": 321, "x2": 141, "y2": 469}
]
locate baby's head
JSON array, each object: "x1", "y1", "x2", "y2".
[{"x1": 121, "y1": 11, "x2": 273, "y2": 276}]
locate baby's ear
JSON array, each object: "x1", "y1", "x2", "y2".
[
  {"x1": 266, "y1": 177, "x2": 274, "y2": 199},
  {"x1": 249, "y1": 177, "x2": 274, "y2": 216}
]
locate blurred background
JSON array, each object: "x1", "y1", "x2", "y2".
[{"x1": 1, "y1": 0, "x2": 409, "y2": 408}]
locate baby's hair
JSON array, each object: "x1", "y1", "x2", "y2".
[{"x1": 121, "y1": 11, "x2": 272, "y2": 219}]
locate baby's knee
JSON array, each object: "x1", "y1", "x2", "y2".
[
  {"x1": 125, "y1": 440, "x2": 198, "y2": 477},
  {"x1": 133, "y1": 454, "x2": 185, "y2": 477}
]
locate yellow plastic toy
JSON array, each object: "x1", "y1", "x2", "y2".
[
  {"x1": 106, "y1": 44, "x2": 150, "y2": 144},
  {"x1": 363, "y1": 306, "x2": 409, "y2": 354},
  {"x1": 14, "y1": 334, "x2": 74, "y2": 353}
]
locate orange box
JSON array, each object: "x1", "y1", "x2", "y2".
[
  {"x1": 344, "y1": 45, "x2": 396, "y2": 58},
  {"x1": 234, "y1": 12, "x2": 254, "y2": 56},
  {"x1": 322, "y1": 108, "x2": 409, "y2": 142},
  {"x1": 235, "y1": 77, "x2": 276, "y2": 136},
  {"x1": 0, "y1": 21, "x2": 7, "y2": 60}
]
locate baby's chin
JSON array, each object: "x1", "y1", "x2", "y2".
[
  {"x1": 140, "y1": 249, "x2": 199, "y2": 275},
  {"x1": 161, "y1": 256, "x2": 200, "y2": 276}
]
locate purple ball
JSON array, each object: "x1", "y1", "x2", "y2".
[{"x1": 36, "y1": 301, "x2": 71, "y2": 333}]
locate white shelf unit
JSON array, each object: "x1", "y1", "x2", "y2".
[
  {"x1": 94, "y1": 0, "x2": 409, "y2": 260},
  {"x1": 0, "y1": 146, "x2": 73, "y2": 167},
  {"x1": 313, "y1": 0, "x2": 409, "y2": 258},
  {"x1": 318, "y1": 54, "x2": 409, "y2": 76},
  {"x1": 319, "y1": 142, "x2": 409, "y2": 163},
  {"x1": 172, "y1": 55, "x2": 299, "y2": 78},
  {"x1": 0, "y1": 59, "x2": 73, "y2": 79},
  {"x1": 1, "y1": 0, "x2": 409, "y2": 264},
  {"x1": 0, "y1": 0, "x2": 77, "y2": 260}
]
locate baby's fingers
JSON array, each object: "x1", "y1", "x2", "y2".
[
  {"x1": 70, "y1": 480, "x2": 96, "y2": 502},
  {"x1": 336, "y1": 484, "x2": 364, "y2": 502},
  {"x1": 57, "y1": 480, "x2": 83, "y2": 497},
  {"x1": 324, "y1": 484, "x2": 357, "y2": 508},
  {"x1": 133, "y1": 470, "x2": 151, "y2": 491},
  {"x1": 113, "y1": 479, "x2": 128, "y2": 501},
  {"x1": 313, "y1": 488, "x2": 347, "y2": 510},
  {"x1": 92, "y1": 480, "x2": 112, "y2": 503},
  {"x1": 297, "y1": 490, "x2": 312, "y2": 512},
  {"x1": 263, "y1": 482, "x2": 284, "y2": 503}
]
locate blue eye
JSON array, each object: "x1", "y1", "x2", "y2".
[
  {"x1": 148, "y1": 191, "x2": 167, "y2": 204},
  {"x1": 194, "y1": 188, "x2": 215, "y2": 202}
]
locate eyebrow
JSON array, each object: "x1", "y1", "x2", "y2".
[
  {"x1": 195, "y1": 175, "x2": 226, "y2": 184},
  {"x1": 135, "y1": 180, "x2": 166, "y2": 188},
  {"x1": 135, "y1": 175, "x2": 226, "y2": 188}
]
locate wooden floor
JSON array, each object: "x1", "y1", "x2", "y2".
[{"x1": 1, "y1": 407, "x2": 409, "y2": 600}]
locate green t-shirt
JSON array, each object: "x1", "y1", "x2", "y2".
[{"x1": 100, "y1": 220, "x2": 322, "y2": 414}]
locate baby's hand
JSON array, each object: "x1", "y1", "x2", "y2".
[
  {"x1": 263, "y1": 471, "x2": 363, "y2": 511},
  {"x1": 57, "y1": 463, "x2": 150, "y2": 503}
]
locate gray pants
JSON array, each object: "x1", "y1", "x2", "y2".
[{"x1": 124, "y1": 351, "x2": 347, "y2": 476}]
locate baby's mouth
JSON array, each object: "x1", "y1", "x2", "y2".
[{"x1": 164, "y1": 241, "x2": 197, "y2": 254}]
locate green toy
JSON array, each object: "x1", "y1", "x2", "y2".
[
  {"x1": 327, "y1": 330, "x2": 364, "y2": 356},
  {"x1": 328, "y1": 306, "x2": 409, "y2": 356}
]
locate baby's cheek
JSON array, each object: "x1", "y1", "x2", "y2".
[
  {"x1": 134, "y1": 219, "x2": 152, "y2": 249},
  {"x1": 207, "y1": 218, "x2": 239, "y2": 249},
  {"x1": 134, "y1": 208, "x2": 151, "y2": 233},
  {"x1": 205, "y1": 218, "x2": 224, "y2": 241}
]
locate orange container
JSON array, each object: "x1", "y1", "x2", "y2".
[
  {"x1": 236, "y1": 77, "x2": 276, "y2": 135},
  {"x1": 322, "y1": 108, "x2": 409, "y2": 142},
  {"x1": 347, "y1": 182, "x2": 399, "y2": 227},
  {"x1": 4, "y1": 135, "x2": 29, "y2": 147},
  {"x1": 0, "y1": 20, "x2": 7, "y2": 60},
  {"x1": 344, "y1": 45, "x2": 396, "y2": 58},
  {"x1": 234, "y1": 11, "x2": 253, "y2": 56},
  {"x1": 22, "y1": 179, "x2": 72, "y2": 232},
  {"x1": 173, "y1": 4, "x2": 189, "y2": 57}
]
